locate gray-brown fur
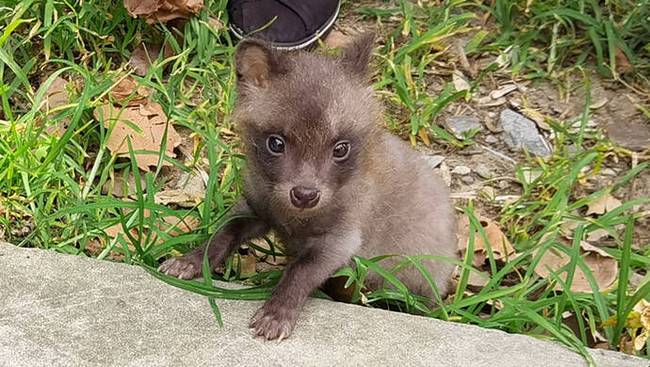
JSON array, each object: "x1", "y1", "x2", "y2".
[{"x1": 159, "y1": 34, "x2": 457, "y2": 340}]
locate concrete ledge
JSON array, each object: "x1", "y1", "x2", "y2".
[{"x1": 0, "y1": 242, "x2": 646, "y2": 366}]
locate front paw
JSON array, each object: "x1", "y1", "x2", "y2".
[
  {"x1": 158, "y1": 255, "x2": 202, "y2": 280},
  {"x1": 249, "y1": 303, "x2": 298, "y2": 341}
]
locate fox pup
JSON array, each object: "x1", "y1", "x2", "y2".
[{"x1": 160, "y1": 34, "x2": 457, "y2": 340}]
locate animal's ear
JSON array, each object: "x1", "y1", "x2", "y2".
[
  {"x1": 235, "y1": 39, "x2": 285, "y2": 88},
  {"x1": 340, "y1": 32, "x2": 375, "y2": 76}
]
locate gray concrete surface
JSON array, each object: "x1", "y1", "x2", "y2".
[{"x1": 0, "y1": 242, "x2": 646, "y2": 367}]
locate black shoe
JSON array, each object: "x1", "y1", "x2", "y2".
[{"x1": 227, "y1": 0, "x2": 341, "y2": 50}]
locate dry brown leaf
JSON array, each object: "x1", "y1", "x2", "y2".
[
  {"x1": 124, "y1": 0, "x2": 203, "y2": 24},
  {"x1": 586, "y1": 228, "x2": 610, "y2": 242},
  {"x1": 154, "y1": 169, "x2": 206, "y2": 207},
  {"x1": 586, "y1": 193, "x2": 622, "y2": 215},
  {"x1": 42, "y1": 77, "x2": 70, "y2": 112},
  {"x1": 457, "y1": 214, "x2": 515, "y2": 267},
  {"x1": 207, "y1": 16, "x2": 224, "y2": 31},
  {"x1": 160, "y1": 215, "x2": 201, "y2": 235},
  {"x1": 103, "y1": 214, "x2": 198, "y2": 244},
  {"x1": 615, "y1": 48, "x2": 634, "y2": 75},
  {"x1": 633, "y1": 299, "x2": 650, "y2": 351},
  {"x1": 467, "y1": 270, "x2": 490, "y2": 288},
  {"x1": 110, "y1": 77, "x2": 150, "y2": 105},
  {"x1": 620, "y1": 334, "x2": 636, "y2": 355},
  {"x1": 155, "y1": 189, "x2": 200, "y2": 207},
  {"x1": 476, "y1": 96, "x2": 507, "y2": 107},
  {"x1": 249, "y1": 235, "x2": 287, "y2": 265},
  {"x1": 324, "y1": 29, "x2": 353, "y2": 49},
  {"x1": 41, "y1": 77, "x2": 72, "y2": 135},
  {"x1": 521, "y1": 107, "x2": 551, "y2": 131},
  {"x1": 417, "y1": 127, "x2": 431, "y2": 146},
  {"x1": 452, "y1": 70, "x2": 471, "y2": 92},
  {"x1": 232, "y1": 254, "x2": 257, "y2": 276},
  {"x1": 101, "y1": 170, "x2": 146, "y2": 198},
  {"x1": 533, "y1": 241, "x2": 618, "y2": 293},
  {"x1": 103, "y1": 223, "x2": 140, "y2": 253},
  {"x1": 128, "y1": 42, "x2": 176, "y2": 76},
  {"x1": 85, "y1": 237, "x2": 125, "y2": 261},
  {"x1": 94, "y1": 101, "x2": 181, "y2": 171}
]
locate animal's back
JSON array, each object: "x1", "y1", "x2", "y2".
[{"x1": 358, "y1": 132, "x2": 457, "y2": 297}]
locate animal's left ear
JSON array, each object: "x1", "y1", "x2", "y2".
[
  {"x1": 339, "y1": 32, "x2": 375, "y2": 76},
  {"x1": 235, "y1": 39, "x2": 285, "y2": 88}
]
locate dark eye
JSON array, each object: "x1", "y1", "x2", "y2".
[
  {"x1": 266, "y1": 135, "x2": 285, "y2": 155},
  {"x1": 333, "y1": 141, "x2": 350, "y2": 160}
]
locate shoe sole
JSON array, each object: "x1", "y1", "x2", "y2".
[{"x1": 229, "y1": 0, "x2": 341, "y2": 50}]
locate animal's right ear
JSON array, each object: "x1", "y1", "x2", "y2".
[{"x1": 235, "y1": 40, "x2": 284, "y2": 88}]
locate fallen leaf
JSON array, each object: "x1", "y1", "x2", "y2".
[
  {"x1": 324, "y1": 29, "x2": 353, "y2": 49},
  {"x1": 232, "y1": 254, "x2": 257, "y2": 276},
  {"x1": 586, "y1": 193, "x2": 622, "y2": 215},
  {"x1": 94, "y1": 101, "x2": 181, "y2": 171},
  {"x1": 457, "y1": 214, "x2": 515, "y2": 267},
  {"x1": 520, "y1": 107, "x2": 551, "y2": 131},
  {"x1": 586, "y1": 228, "x2": 610, "y2": 242},
  {"x1": 452, "y1": 70, "x2": 471, "y2": 92},
  {"x1": 110, "y1": 77, "x2": 150, "y2": 105},
  {"x1": 476, "y1": 96, "x2": 506, "y2": 107},
  {"x1": 579, "y1": 241, "x2": 612, "y2": 257},
  {"x1": 155, "y1": 189, "x2": 200, "y2": 207},
  {"x1": 124, "y1": 0, "x2": 203, "y2": 24},
  {"x1": 467, "y1": 270, "x2": 490, "y2": 288},
  {"x1": 128, "y1": 42, "x2": 175, "y2": 76},
  {"x1": 248, "y1": 235, "x2": 287, "y2": 266},
  {"x1": 85, "y1": 237, "x2": 125, "y2": 261},
  {"x1": 590, "y1": 98, "x2": 609, "y2": 110},
  {"x1": 101, "y1": 169, "x2": 146, "y2": 198},
  {"x1": 42, "y1": 77, "x2": 70, "y2": 112},
  {"x1": 417, "y1": 127, "x2": 431, "y2": 146},
  {"x1": 207, "y1": 16, "x2": 224, "y2": 31},
  {"x1": 452, "y1": 39, "x2": 477, "y2": 78},
  {"x1": 41, "y1": 77, "x2": 72, "y2": 135},
  {"x1": 633, "y1": 299, "x2": 650, "y2": 351},
  {"x1": 489, "y1": 84, "x2": 517, "y2": 99},
  {"x1": 160, "y1": 215, "x2": 201, "y2": 235},
  {"x1": 615, "y1": 48, "x2": 634, "y2": 75},
  {"x1": 104, "y1": 222, "x2": 140, "y2": 252},
  {"x1": 533, "y1": 240, "x2": 618, "y2": 293},
  {"x1": 155, "y1": 170, "x2": 206, "y2": 207}
]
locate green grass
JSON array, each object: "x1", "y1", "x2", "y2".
[{"x1": 1, "y1": 0, "x2": 649, "y2": 363}]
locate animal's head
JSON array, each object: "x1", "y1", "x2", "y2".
[{"x1": 233, "y1": 34, "x2": 380, "y2": 217}]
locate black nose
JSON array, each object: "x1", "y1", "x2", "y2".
[{"x1": 290, "y1": 186, "x2": 320, "y2": 209}]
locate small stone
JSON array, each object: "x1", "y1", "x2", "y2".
[
  {"x1": 500, "y1": 109, "x2": 552, "y2": 157},
  {"x1": 485, "y1": 135, "x2": 499, "y2": 144},
  {"x1": 475, "y1": 164, "x2": 492, "y2": 179},
  {"x1": 425, "y1": 155, "x2": 445, "y2": 169},
  {"x1": 436, "y1": 162, "x2": 452, "y2": 187},
  {"x1": 446, "y1": 116, "x2": 482, "y2": 139},
  {"x1": 451, "y1": 165, "x2": 471, "y2": 175},
  {"x1": 461, "y1": 175, "x2": 474, "y2": 185},
  {"x1": 605, "y1": 119, "x2": 650, "y2": 151}
]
